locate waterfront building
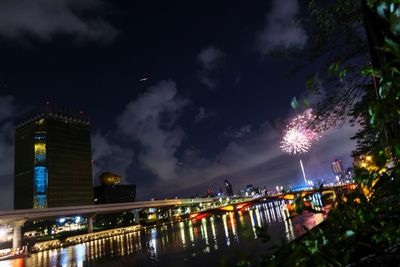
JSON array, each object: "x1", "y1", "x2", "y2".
[
  {"x1": 94, "y1": 172, "x2": 136, "y2": 204},
  {"x1": 14, "y1": 103, "x2": 94, "y2": 209}
]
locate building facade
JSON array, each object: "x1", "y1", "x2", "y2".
[
  {"x1": 94, "y1": 172, "x2": 135, "y2": 204},
  {"x1": 14, "y1": 104, "x2": 94, "y2": 209},
  {"x1": 331, "y1": 159, "x2": 344, "y2": 175},
  {"x1": 94, "y1": 185, "x2": 136, "y2": 204}
]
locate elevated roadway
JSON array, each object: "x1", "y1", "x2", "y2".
[{"x1": 0, "y1": 198, "x2": 214, "y2": 223}]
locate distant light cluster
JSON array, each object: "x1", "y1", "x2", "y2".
[{"x1": 280, "y1": 109, "x2": 321, "y2": 155}]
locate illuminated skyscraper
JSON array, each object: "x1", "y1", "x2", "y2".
[
  {"x1": 14, "y1": 104, "x2": 94, "y2": 209},
  {"x1": 225, "y1": 179, "x2": 233, "y2": 196},
  {"x1": 331, "y1": 159, "x2": 344, "y2": 175}
]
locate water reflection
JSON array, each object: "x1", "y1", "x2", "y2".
[{"x1": 5, "y1": 199, "x2": 326, "y2": 267}]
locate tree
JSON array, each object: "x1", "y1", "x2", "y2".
[{"x1": 258, "y1": 1, "x2": 400, "y2": 265}]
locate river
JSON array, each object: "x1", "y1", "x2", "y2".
[{"x1": 2, "y1": 199, "x2": 326, "y2": 267}]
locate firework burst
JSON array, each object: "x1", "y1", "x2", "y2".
[
  {"x1": 280, "y1": 109, "x2": 321, "y2": 155},
  {"x1": 280, "y1": 127, "x2": 311, "y2": 154}
]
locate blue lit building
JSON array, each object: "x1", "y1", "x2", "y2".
[{"x1": 14, "y1": 103, "x2": 94, "y2": 209}]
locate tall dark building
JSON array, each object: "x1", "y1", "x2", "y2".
[
  {"x1": 94, "y1": 172, "x2": 136, "y2": 204},
  {"x1": 225, "y1": 179, "x2": 233, "y2": 196},
  {"x1": 14, "y1": 104, "x2": 94, "y2": 209},
  {"x1": 331, "y1": 159, "x2": 345, "y2": 175}
]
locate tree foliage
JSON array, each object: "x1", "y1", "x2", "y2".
[{"x1": 257, "y1": 0, "x2": 400, "y2": 266}]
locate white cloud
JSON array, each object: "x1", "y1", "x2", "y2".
[
  {"x1": 117, "y1": 80, "x2": 189, "y2": 180},
  {"x1": 91, "y1": 131, "x2": 134, "y2": 181},
  {"x1": 197, "y1": 46, "x2": 225, "y2": 89},
  {"x1": 257, "y1": 0, "x2": 307, "y2": 53},
  {"x1": 0, "y1": 0, "x2": 117, "y2": 42}
]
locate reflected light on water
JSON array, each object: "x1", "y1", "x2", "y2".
[
  {"x1": 275, "y1": 201, "x2": 283, "y2": 222},
  {"x1": 201, "y1": 218, "x2": 209, "y2": 246},
  {"x1": 248, "y1": 209, "x2": 257, "y2": 239},
  {"x1": 74, "y1": 244, "x2": 85, "y2": 267},
  {"x1": 149, "y1": 228, "x2": 158, "y2": 261},
  {"x1": 263, "y1": 203, "x2": 271, "y2": 223},
  {"x1": 254, "y1": 207, "x2": 262, "y2": 228},
  {"x1": 210, "y1": 217, "x2": 218, "y2": 250},
  {"x1": 201, "y1": 219, "x2": 210, "y2": 253},
  {"x1": 222, "y1": 214, "x2": 230, "y2": 246},
  {"x1": 60, "y1": 248, "x2": 68, "y2": 267},
  {"x1": 228, "y1": 212, "x2": 238, "y2": 243},
  {"x1": 268, "y1": 202, "x2": 276, "y2": 222},
  {"x1": 7, "y1": 198, "x2": 329, "y2": 267},
  {"x1": 282, "y1": 203, "x2": 295, "y2": 242},
  {"x1": 179, "y1": 222, "x2": 186, "y2": 248},
  {"x1": 238, "y1": 211, "x2": 245, "y2": 226},
  {"x1": 188, "y1": 221, "x2": 195, "y2": 245}
]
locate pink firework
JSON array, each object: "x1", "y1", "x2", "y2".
[{"x1": 280, "y1": 109, "x2": 321, "y2": 155}]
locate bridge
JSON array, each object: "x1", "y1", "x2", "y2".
[
  {"x1": 0, "y1": 183, "x2": 356, "y2": 250},
  {"x1": 0, "y1": 198, "x2": 215, "y2": 222},
  {"x1": 0, "y1": 197, "x2": 216, "y2": 250}
]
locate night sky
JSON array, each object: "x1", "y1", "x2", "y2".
[{"x1": 0, "y1": 0, "x2": 357, "y2": 209}]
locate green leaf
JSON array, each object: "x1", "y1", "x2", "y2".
[
  {"x1": 384, "y1": 37, "x2": 400, "y2": 57},
  {"x1": 306, "y1": 73, "x2": 317, "y2": 90},
  {"x1": 328, "y1": 62, "x2": 340, "y2": 74},
  {"x1": 291, "y1": 97, "x2": 299, "y2": 110},
  {"x1": 361, "y1": 66, "x2": 381, "y2": 77},
  {"x1": 378, "y1": 81, "x2": 392, "y2": 99},
  {"x1": 339, "y1": 68, "x2": 348, "y2": 79},
  {"x1": 303, "y1": 99, "x2": 310, "y2": 108},
  {"x1": 376, "y1": 2, "x2": 388, "y2": 19}
]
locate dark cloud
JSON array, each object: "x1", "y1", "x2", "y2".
[
  {"x1": 224, "y1": 124, "x2": 252, "y2": 139},
  {"x1": 0, "y1": 96, "x2": 15, "y2": 210},
  {"x1": 257, "y1": 0, "x2": 307, "y2": 53},
  {"x1": 0, "y1": 96, "x2": 15, "y2": 122},
  {"x1": 194, "y1": 107, "x2": 217, "y2": 123},
  {"x1": 195, "y1": 107, "x2": 207, "y2": 122},
  {"x1": 197, "y1": 46, "x2": 226, "y2": 89},
  {"x1": 0, "y1": 0, "x2": 117, "y2": 42}
]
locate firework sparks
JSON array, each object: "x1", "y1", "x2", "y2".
[
  {"x1": 280, "y1": 127, "x2": 311, "y2": 154},
  {"x1": 280, "y1": 109, "x2": 321, "y2": 155}
]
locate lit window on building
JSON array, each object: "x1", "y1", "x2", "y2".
[
  {"x1": 34, "y1": 143, "x2": 46, "y2": 163},
  {"x1": 34, "y1": 166, "x2": 48, "y2": 194},
  {"x1": 33, "y1": 195, "x2": 47, "y2": 209}
]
